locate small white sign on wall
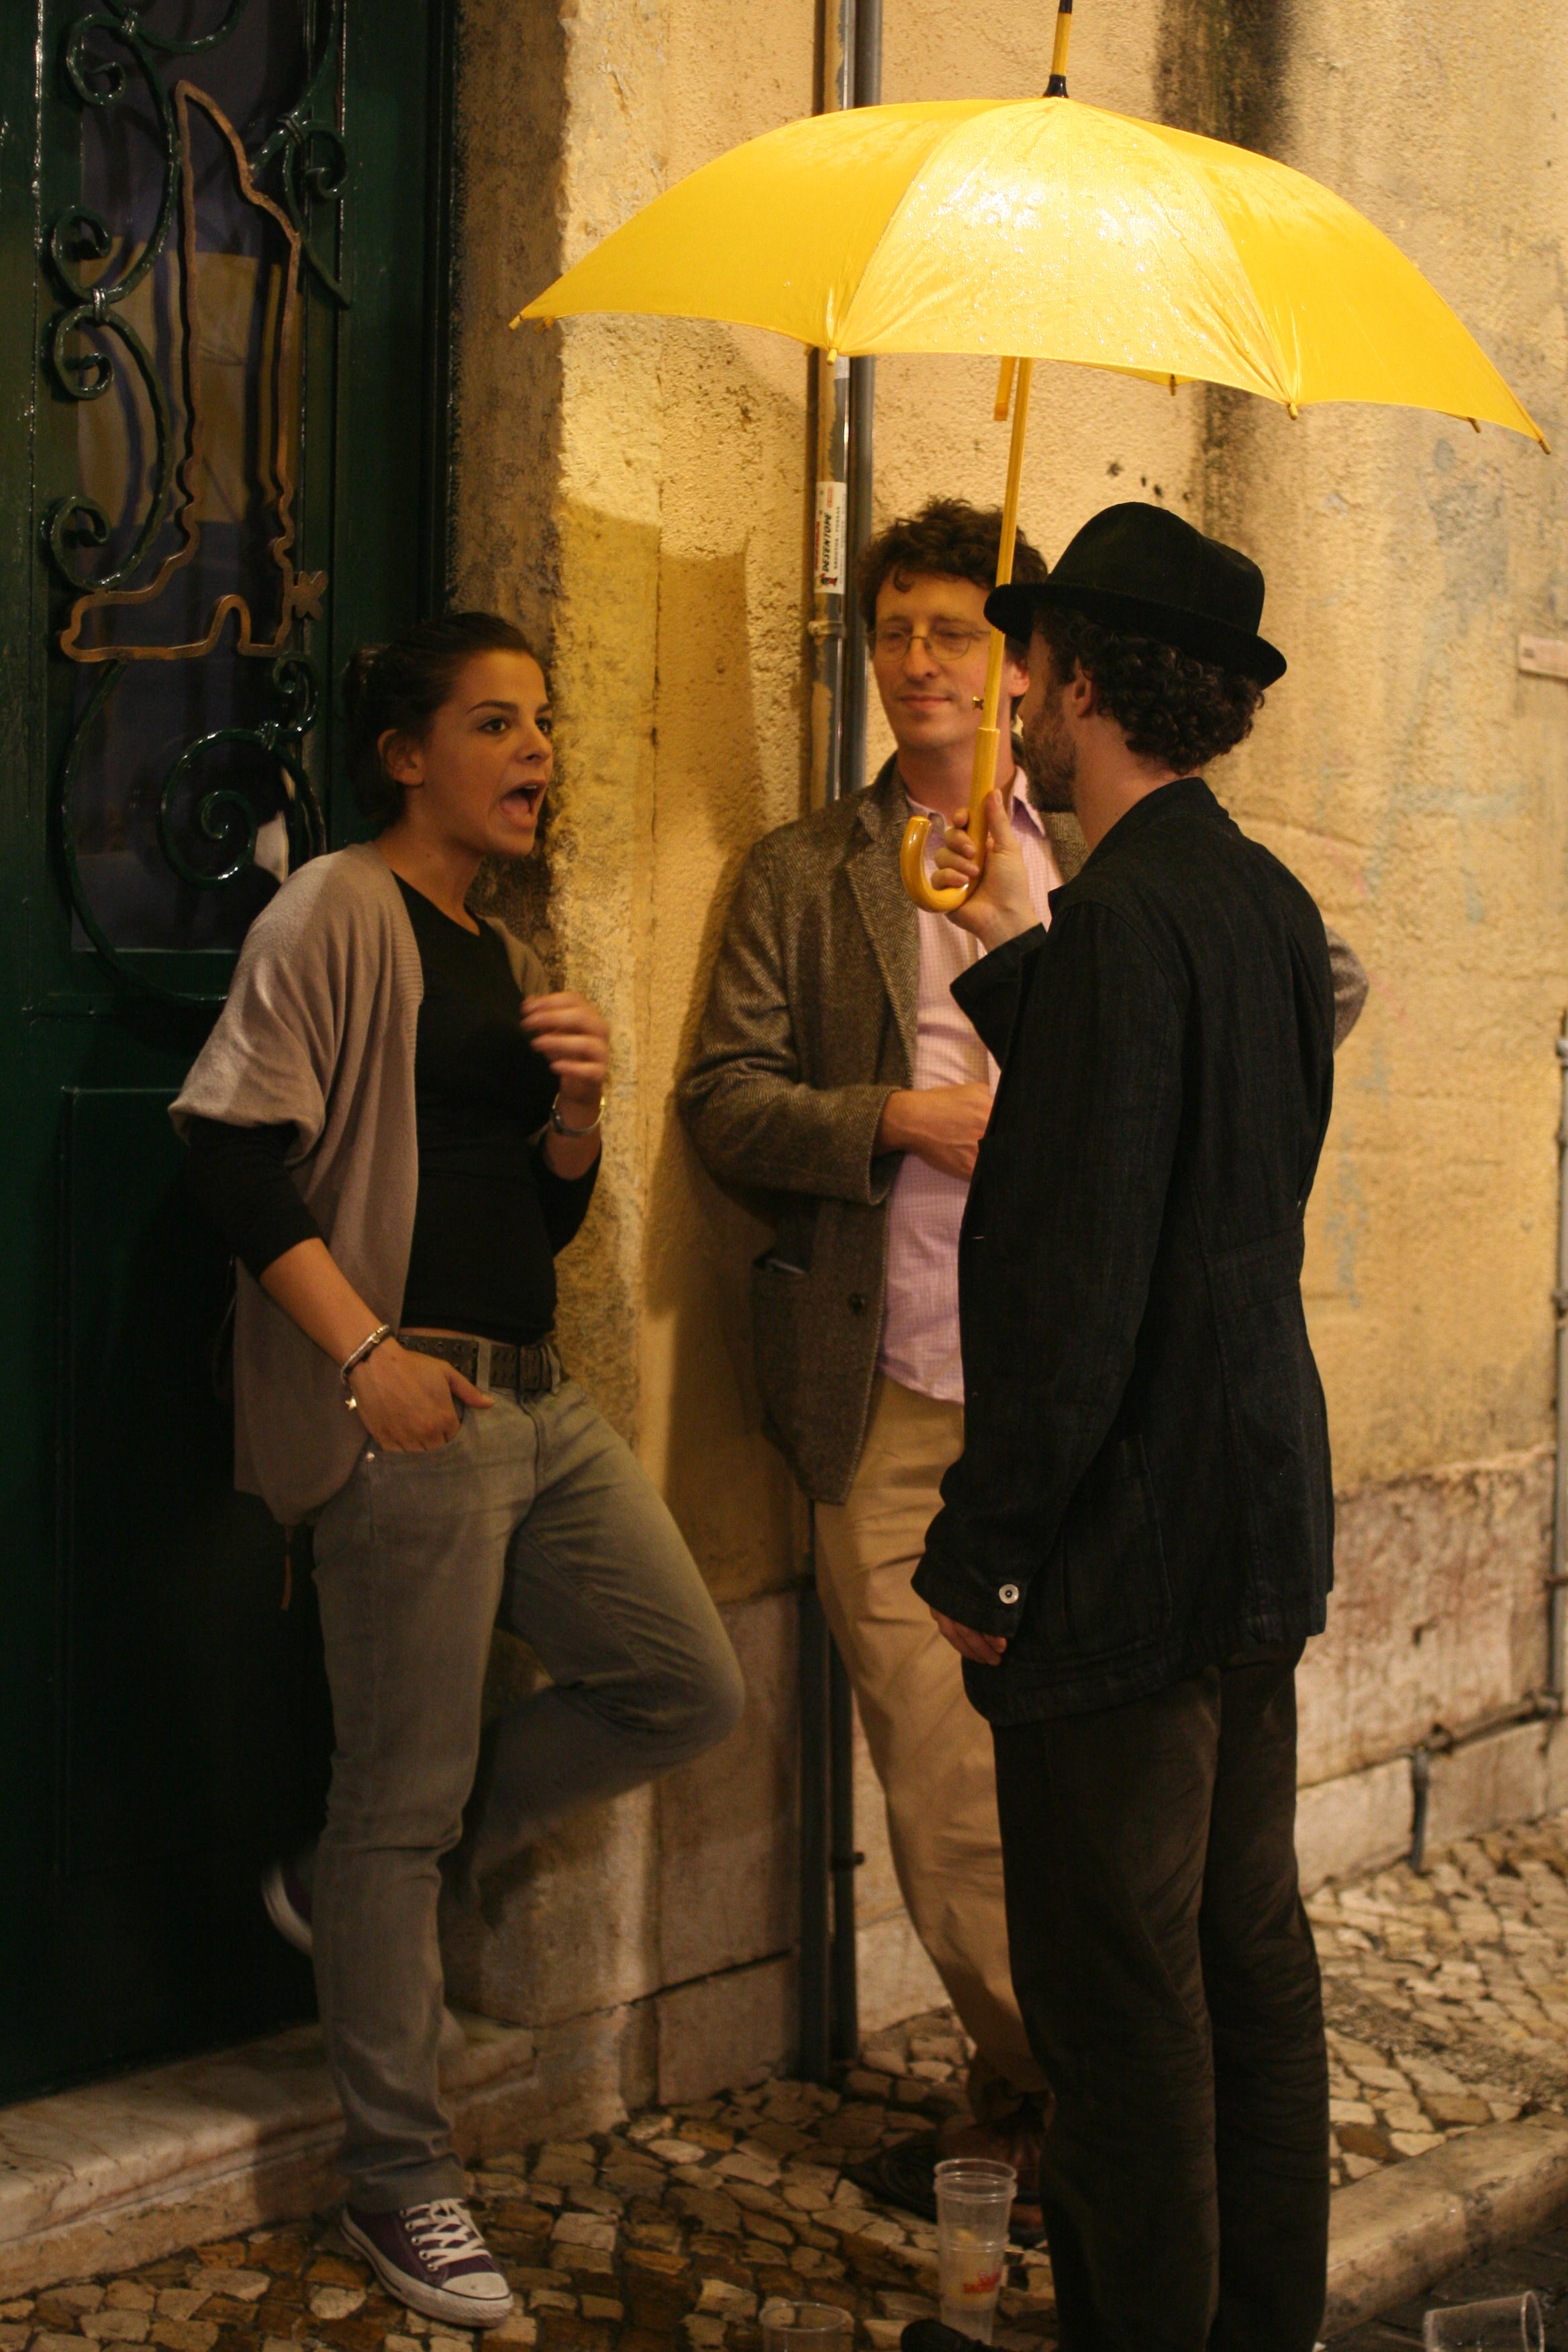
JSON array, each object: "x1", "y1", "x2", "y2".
[
  {"x1": 814, "y1": 479, "x2": 848, "y2": 595},
  {"x1": 1518, "y1": 636, "x2": 1568, "y2": 681}
]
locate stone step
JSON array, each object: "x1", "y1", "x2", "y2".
[{"x1": 0, "y1": 2014, "x2": 536, "y2": 2300}]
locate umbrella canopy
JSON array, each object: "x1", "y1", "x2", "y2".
[
  {"x1": 516, "y1": 86, "x2": 1544, "y2": 913},
  {"x1": 516, "y1": 95, "x2": 1542, "y2": 441}
]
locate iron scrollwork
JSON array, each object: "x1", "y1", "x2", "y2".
[
  {"x1": 157, "y1": 654, "x2": 325, "y2": 891},
  {"x1": 60, "y1": 655, "x2": 325, "y2": 1006},
  {"x1": 44, "y1": 0, "x2": 346, "y2": 1000}
]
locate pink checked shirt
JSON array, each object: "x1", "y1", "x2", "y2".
[{"x1": 877, "y1": 777, "x2": 1062, "y2": 1405}]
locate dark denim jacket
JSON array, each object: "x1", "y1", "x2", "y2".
[{"x1": 913, "y1": 777, "x2": 1337, "y2": 1724}]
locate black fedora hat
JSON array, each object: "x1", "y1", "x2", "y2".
[{"x1": 986, "y1": 501, "x2": 1286, "y2": 686}]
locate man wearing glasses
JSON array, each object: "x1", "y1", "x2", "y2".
[
  {"x1": 679, "y1": 497, "x2": 1369, "y2": 2223},
  {"x1": 680, "y1": 499, "x2": 1071, "y2": 2222}
]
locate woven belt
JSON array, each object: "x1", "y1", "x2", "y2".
[{"x1": 399, "y1": 1332, "x2": 562, "y2": 1398}]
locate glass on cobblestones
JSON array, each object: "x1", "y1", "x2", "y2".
[
  {"x1": 760, "y1": 2298, "x2": 852, "y2": 2352},
  {"x1": 934, "y1": 2158, "x2": 1017, "y2": 2343},
  {"x1": 1422, "y1": 2290, "x2": 1545, "y2": 2349}
]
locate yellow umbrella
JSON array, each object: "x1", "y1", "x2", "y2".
[{"x1": 516, "y1": 14, "x2": 1545, "y2": 910}]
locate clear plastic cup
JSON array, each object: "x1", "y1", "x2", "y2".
[
  {"x1": 1422, "y1": 2292, "x2": 1546, "y2": 2350},
  {"x1": 759, "y1": 2300, "x2": 852, "y2": 2352},
  {"x1": 934, "y1": 2157, "x2": 1017, "y2": 2344}
]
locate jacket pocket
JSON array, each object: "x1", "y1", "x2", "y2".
[
  {"x1": 750, "y1": 1255, "x2": 810, "y2": 1420},
  {"x1": 1206, "y1": 1224, "x2": 1332, "y2": 1581},
  {"x1": 1057, "y1": 1432, "x2": 1171, "y2": 1659}
]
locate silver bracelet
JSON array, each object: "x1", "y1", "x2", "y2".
[
  {"x1": 550, "y1": 1093, "x2": 603, "y2": 1138},
  {"x1": 340, "y1": 1322, "x2": 393, "y2": 1404}
]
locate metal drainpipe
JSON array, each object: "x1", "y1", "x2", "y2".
[
  {"x1": 799, "y1": 0, "x2": 879, "y2": 2087},
  {"x1": 839, "y1": 0, "x2": 882, "y2": 817},
  {"x1": 807, "y1": 0, "x2": 855, "y2": 816}
]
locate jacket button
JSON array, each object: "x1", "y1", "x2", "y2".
[
  {"x1": 848, "y1": 1293, "x2": 867, "y2": 1315},
  {"x1": 999, "y1": 1583, "x2": 1020, "y2": 1605}
]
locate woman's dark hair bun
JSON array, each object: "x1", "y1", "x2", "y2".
[{"x1": 342, "y1": 612, "x2": 540, "y2": 829}]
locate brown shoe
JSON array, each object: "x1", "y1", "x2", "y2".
[
  {"x1": 845, "y1": 2103, "x2": 1046, "y2": 2246},
  {"x1": 937, "y1": 2107, "x2": 1045, "y2": 2231}
]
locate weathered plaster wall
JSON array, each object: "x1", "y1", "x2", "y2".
[
  {"x1": 446, "y1": 0, "x2": 818, "y2": 2112},
  {"x1": 1164, "y1": 0, "x2": 1568, "y2": 1498},
  {"x1": 444, "y1": 0, "x2": 1568, "y2": 2102},
  {"x1": 1299, "y1": 1449, "x2": 1554, "y2": 1787}
]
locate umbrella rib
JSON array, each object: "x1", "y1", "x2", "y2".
[
  {"x1": 1121, "y1": 118, "x2": 1297, "y2": 403},
  {"x1": 835, "y1": 99, "x2": 1294, "y2": 399},
  {"x1": 831, "y1": 103, "x2": 1032, "y2": 354}
]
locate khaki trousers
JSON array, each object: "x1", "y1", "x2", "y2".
[{"x1": 814, "y1": 1373, "x2": 1046, "y2": 2115}]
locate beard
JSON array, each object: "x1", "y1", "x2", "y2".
[{"x1": 1021, "y1": 690, "x2": 1077, "y2": 813}]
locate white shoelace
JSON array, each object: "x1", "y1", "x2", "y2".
[{"x1": 405, "y1": 2200, "x2": 493, "y2": 2275}]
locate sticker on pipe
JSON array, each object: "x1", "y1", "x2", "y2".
[{"x1": 814, "y1": 480, "x2": 848, "y2": 594}]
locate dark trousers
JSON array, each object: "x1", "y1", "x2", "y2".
[{"x1": 992, "y1": 1651, "x2": 1329, "y2": 2352}]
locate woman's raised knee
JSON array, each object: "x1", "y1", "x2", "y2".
[{"x1": 660, "y1": 1627, "x2": 746, "y2": 1763}]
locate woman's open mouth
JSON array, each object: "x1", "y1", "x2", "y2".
[{"x1": 499, "y1": 783, "x2": 544, "y2": 824}]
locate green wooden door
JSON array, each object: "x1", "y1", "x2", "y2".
[{"x1": 0, "y1": 0, "x2": 454, "y2": 2100}]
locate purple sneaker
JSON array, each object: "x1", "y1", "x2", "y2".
[
  {"x1": 341, "y1": 2199, "x2": 513, "y2": 2328},
  {"x1": 261, "y1": 1857, "x2": 313, "y2": 1955}
]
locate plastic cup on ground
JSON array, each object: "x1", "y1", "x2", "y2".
[
  {"x1": 759, "y1": 2301, "x2": 852, "y2": 2352},
  {"x1": 1422, "y1": 2292, "x2": 1547, "y2": 2350},
  {"x1": 934, "y1": 2157, "x2": 1017, "y2": 2345}
]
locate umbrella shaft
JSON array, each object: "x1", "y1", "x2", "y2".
[
  {"x1": 970, "y1": 356, "x2": 1034, "y2": 838},
  {"x1": 1046, "y1": 0, "x2": 1073, "y2": 97}
]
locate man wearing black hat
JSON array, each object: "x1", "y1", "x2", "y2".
[{"x1": 914, "y1": 502, "x2": 1336, "y2": 2351}]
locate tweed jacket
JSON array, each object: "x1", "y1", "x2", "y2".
[
  {"x1": 914, "y1": 779, "x2": 1338, "y2": 1721},
  {"x1": 680, "y1": 756, "x2": 1370, "y2": 1510},
  {"x1": 677, "y1": 758, "x2": 1087, "y2": 1503}
]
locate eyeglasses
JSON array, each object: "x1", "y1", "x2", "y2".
[{"x1": 871, "y1": 620, "x2": 991, "y2": 662}]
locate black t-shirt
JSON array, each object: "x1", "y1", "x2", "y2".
[{"x1": 185, "y1": 877, "x2": 597, "y2": 1345}]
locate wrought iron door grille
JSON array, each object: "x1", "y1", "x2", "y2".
[{"x1": 44, "y1": 0, "x2": 347, "y2": 1001}]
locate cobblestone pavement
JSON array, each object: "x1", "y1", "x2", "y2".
[
  {"x1": 1312, "y1": 1808, "x2": 1568, "y2": 2190},
  {"x1": 14, "y1": 1807, "x2": 1568, "y2": 2352},
  {"x1": 0, "y1": 2012, "x2": 1055, "y2": 2352}
]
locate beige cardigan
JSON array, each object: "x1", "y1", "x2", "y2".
[{"x1": 171, "y1": 842, "x2": 547, "y2": 1524}]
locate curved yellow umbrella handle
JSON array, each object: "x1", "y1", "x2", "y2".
[
  {"x1": 899, "y1": 812, "x2": 969, "y2": 913},
  {"x1": 899, "y1": 358, "x2": 1033, "y2": 914},
  {"x1": 899, "y1": 724, "x2": 1006, "y2": 911}
]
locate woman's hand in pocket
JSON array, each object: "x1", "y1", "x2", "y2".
[{"x1": 349, "y1": 1341, "x2": 490, "y2": 1452}]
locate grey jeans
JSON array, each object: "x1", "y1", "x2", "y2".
[{"x1": 309, "y1": 1374, "x2": 745, "y2": 2208}]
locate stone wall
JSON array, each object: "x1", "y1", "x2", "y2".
[
  {"x1": 1300, "y1": 1449, "x2": 1554, "y2": 1790},
  {"x1": 444, "y1": 0, "x2": 1568, "y2": 2116}
]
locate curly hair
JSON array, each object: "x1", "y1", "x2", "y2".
[
  {"x1": 1034, "y1": 606, "x2": 1264, "y2": 773},
  {"x1": 342, "y1": 611, "x2": 542, "y2": 830},
  {"x1": 858, "y1": 497, "x2": 1048, "y2": 663}
]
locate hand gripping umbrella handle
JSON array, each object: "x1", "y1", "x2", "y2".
[{"x1": 899, "y1": 358, "x2": 1034, "y2": 914}]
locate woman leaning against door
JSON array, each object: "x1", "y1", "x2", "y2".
[{"x1": 173, "y1": 614, "x2": 744, "y2": 2328}]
